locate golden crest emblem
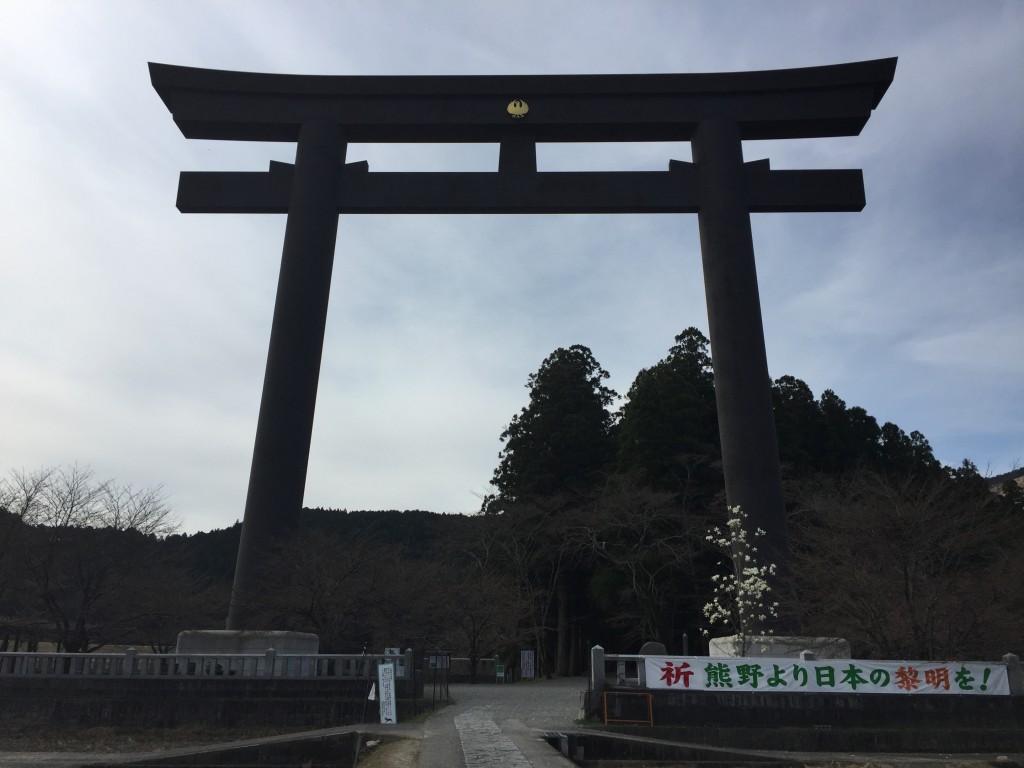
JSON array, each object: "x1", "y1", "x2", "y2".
[{"x1": 506, "y1": 99, "x2": 529, "y2": 119}]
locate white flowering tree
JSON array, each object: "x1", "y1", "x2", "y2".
[{"x1": 702, "y1": 506, "x2": 779, "y2": 655}]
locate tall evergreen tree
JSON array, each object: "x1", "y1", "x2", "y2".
[
  {"x1": 487, "y1": 344, "x2": 617, "y2": 507},
  {"x1": 484, "y1": 345, "x2": 616, "y2": 675},
  {"x1": 818, "y1": 389, "x2": 883, "y2": 472},
  {"x1": 771, "y1": 375, "x2": 824, "y2": 476},
  {"x1": 615, "y1": 328, "x2": 720, "y2": 497},
  {"x1": 877, "y1": 423, "x2": 942, "y2": 474}
]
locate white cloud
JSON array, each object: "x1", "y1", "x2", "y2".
[{"x1": 1, "y1": 0, "x2": 1021, "y2": 529}]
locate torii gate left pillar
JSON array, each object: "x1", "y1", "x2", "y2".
[
  {"x1": 229, "y1": 123, "x2": 345, "y2": 628},
  {"x1": 150, "y1": 59, "x2": 896, "y2": 630}
]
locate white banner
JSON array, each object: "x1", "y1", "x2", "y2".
[
  {"x1": 644, "y1": 656, "x2": 1009, "y2": 696},
  {"x1": 378, "y1": 662, "x2": 398, "y2": 723}
]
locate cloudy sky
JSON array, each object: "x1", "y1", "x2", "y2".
[{"x1": 1, "y1": 1, "x2": 1021, "y2": 533}]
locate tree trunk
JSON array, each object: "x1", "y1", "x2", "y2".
[
  {"x1": 568, "y1": 623, "x2": 578, "y2": 676},
  {"x1": 556, "y1": 578, "x2": 569, "y2": 676},
  {"x1": 536, "y1": 625, "x2": 549, "y2": 678}
]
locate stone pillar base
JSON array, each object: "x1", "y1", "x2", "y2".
[
  {"x1": 175, "y1": 630, "x2": 319, "y2": 655},
  {"x1": 708, "y1": 634, "x2": 850, "y2": 659}
]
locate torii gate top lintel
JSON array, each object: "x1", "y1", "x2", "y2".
[{"x1": 148, "y1": 58, "x2": 896, "y2": 144}]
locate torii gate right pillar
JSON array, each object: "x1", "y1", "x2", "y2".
[{"x1": 693, "y1": 118, "x2": 791, "y2": 582}]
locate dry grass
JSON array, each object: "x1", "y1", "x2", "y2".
[
  {"x1": 0, "y1": 724, "x2": 316, "y2": 753},
  {"x1": 356, "y1": 737, "x2": 420, "y2": 767}
]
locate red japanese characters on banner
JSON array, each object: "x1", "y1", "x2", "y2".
[{"x1": 643, "y1": 657, "x2": 1009, "y2": 696}]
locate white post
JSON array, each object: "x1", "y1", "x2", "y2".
[
  {"x1": 590, "y1": 645, "x2": 605, "y2": 714},
  {"x1": 403, "y1": 648, "x2": 414, "y2": 680},
  {"x1": 123, "y1": 647, "x2": 137, "y2": 677},
  {"x1": 1002, "y1": 653, "x2": 1022, "y2": 696}
]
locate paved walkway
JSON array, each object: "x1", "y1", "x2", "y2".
[{"x1": 419, "y1": 678, "x2": 582, "y2": 768}]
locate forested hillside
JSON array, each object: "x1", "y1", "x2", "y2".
[{"x1": 2, "y1": 330, "x2": 1020, "y2": 671}]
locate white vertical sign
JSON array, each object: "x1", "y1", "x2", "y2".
[
  {"x1": 378, "y1": 662, "x2": 398, "y2": 724},
  {"x1": 521, "y1": 649, "x2": 536, "y2": 679}
]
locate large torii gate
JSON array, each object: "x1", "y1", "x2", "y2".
[{"x1": 150, "y1": 58, "x2": 896, "y2": 630}]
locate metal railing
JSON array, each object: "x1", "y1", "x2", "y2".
[{"x1": 597, "y1": 653, "x2": 645, "y2": 688}]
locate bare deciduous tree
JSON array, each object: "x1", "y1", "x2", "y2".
[
  {"x1": 789, "y1": 468, "x2": 1020, "y2": 660},
  {"x1": 572, "y1": 477, "x2": 706, "y2": 649},
  {"x1": 0, "y1": 465, "x2": 180, "y2": 652},
  {"x1": 98, "y1": 481, "x2": 177, "y2": 537},
  {"x1": 436, "y1": 566, "x2": 527, "y2": 682},
  {"x1": 473, "y1": 496, "x2": 587, "y2": 677},
  {"x1": 257, "y1": 529, "x2": 408, "y2": 652}
]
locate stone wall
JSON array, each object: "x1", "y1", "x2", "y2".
[
  {"x1": 639, "y1": 686, "x2": 1024, "y2": 727},
  {"x1": 0, "y1": 677, "x2": 425, "y2": 728},
  {"x1": 591, "y1": 687, "x2": 1024, "y2": 751}
]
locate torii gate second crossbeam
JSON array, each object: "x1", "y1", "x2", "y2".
[{"x1": 150, "y1": 58, "x2": 897, "y2": 630}]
